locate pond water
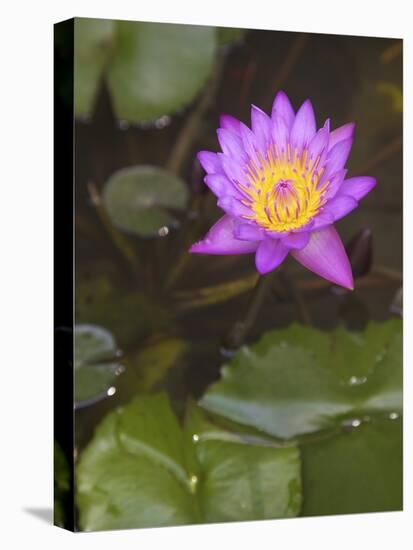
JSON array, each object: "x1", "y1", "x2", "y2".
[{"x1": 73, "y1": 28, "x2": 402, "y2": 455}]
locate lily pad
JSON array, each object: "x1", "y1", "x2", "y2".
[
  {"x1": 218, "y1": 27, "x2": 246, "y2": 46},
  {"x1": 54, "y1": 441, "x2": 70, "y2": 527},
  {"x1": 75, "y1": 324, "x2": 122, "y2": 407},
  {"x1": 201, "y1": 320, "x2": 402, "y2": 439},
  {"x1": 103, "y1": 166, "x2": 189, "y2": 237},
  {"x1": 74, "y1": 18, "x2": 114, "y2": 118},
  {"x1": 106, "y1": 21, "x2": 216, "y2": 123},
  {"x1": 77, "y1": 394, "x2": 301, "y2": 531},
  {"x1": 301, "y1": 417, "x2": 403, "y2": 516}
]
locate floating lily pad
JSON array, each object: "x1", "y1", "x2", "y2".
[
  {"x1": 103, "y1": 166, "x2": 189, "y2": 237},
  {"x1": 218, "y1": 27, "x2": 246, "y2": 46},
  {"x1": 54, "y1": 441, "x2": 70, "y2": 527},
  {"x1": 77, "y1": 394, "x2": 301, "y2": 530},
  {"x1": 106, "y1": 21, "x2": 216, "y2": 123},
  {"x1": 201, "y1": 320, "x2": 402, "y2": 439},
  {"x1": 74, "y1": 18, "x2": 114, "y2": 118},
  {"x1": 75, "y1": 324, "x2": 123, "y2": 407},
  {"x1": 301, "y1": 417, "x2": 403, "y2": 516}
]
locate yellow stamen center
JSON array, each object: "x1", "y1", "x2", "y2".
[{"x1": 240, "y1": 145, "x2": 328, "y2": 232}]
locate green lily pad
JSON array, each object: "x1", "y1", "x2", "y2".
[
  {"x1": 74, "y1": 18, "x2": 114, "y2": 118},
  {"x1": 218, "y1": 27, "x2": 246, "y2": 45},
  {"x1": 54, "y1": 441, "x2": 70, "y2": 527},
  {"x1": 106, "y1": 21, "x2": 216, "y2": 123},
  {"x1": 201, "y1": 320, "x2": 402, "y2": 439},
  {"x1": 75, "y1": 324, "x2": 122, "y2": 406},
  {"x1": 301, "y1": 417, "x2": 403, "y2": 516},
  {"x1": 77, "y1": 394, "x2": 301, "y2": 531},
  {"x1": 103, "y1": 166, "x2": 189, "y2": 237}
]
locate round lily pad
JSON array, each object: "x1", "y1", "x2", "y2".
[
  {"x1": 75, "y1": 324, "x2": 123, "y2": 407},
  {"x1": 218, "y1": 27, "x2": 246, "y2": 45},
  {"x1": 77, "y1": 394, "x2": 301, "y2": 530},
  {"x1": 74, "y1": 18, "x2": 114, "y2": 118},
  {"x1": 106, "y1": 21, "x2": 216, "y2": 123},
  {"x1": 103, "y1": 166, "x2": 189, "y2": 237}
]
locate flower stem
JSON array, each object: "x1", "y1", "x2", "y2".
[
  {"x1": 224, "y1": 271, "x2": 277, "y2": 350},
  {"x1": 278, "y1": 270, "x2": 312, "y2": 325},
  {"x1": 87, "y1": 181, "x2": 141, "y2": 277},
  {"x1": 166, "y1": 54, "x2": 227, "y2": 176}
]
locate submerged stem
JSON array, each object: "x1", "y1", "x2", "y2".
[
  {"x1": 87, "y1": 182, "x2": 140, "y2": 277},
  {"x1": 278, "y1": 270, "x2": 312, "y2": 325},
  {"x1": 224, "y1": 271, "x2": 277, "y2": 350},
  {"x1": 166, "y1": 54, "x2": 227, "y2": 176}
]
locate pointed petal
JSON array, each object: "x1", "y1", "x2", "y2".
[
  {"x1": 311, "y1": 208, "x2": 335, "y2": 230},
  {"x1": 217, "y1": 196, "x2": 253, "y2": 218},
  {"x1": 291, "y1": 225, "x2": 354, "y2": 289},
  {"x1": 220, "y1": 153, "x2": 250, "y2": 186},
  {"x1": 282, "y1": 231, "x2": 310, "y2": 250},
  {"x1": 328, "y1": 122, "x2": 356, "y2": 151},
  {"x1": 197, "y1": 151, "x2": 222, "y2": 174},
  {"x1": 239, "y1": 122, "x2": 260, "y2": 166},
  {"x1": 234, "y1": 223, "x2": 266, "y2": 241},
  {"x1": 272, "y1": 114, "x2": 290, "y2": 152},
  {"x1": 217, "y1": 128, "x2": 246, "y2": 161},
  {"x1": 322, "y1": 195, "x2": 358, "y2": 222},
  {"x1": 255, "y1": 238, "x2": 289, "y2": 274},
  {"x1": 251, "y1": 104, "x2": 272, "y2": 151},
  {"x1": 189, "y1": 215, "x2": 258, "y2": 255},
  {"x1": 204, "y1": 174, "x2": 244, "y2": 199},
  {"x1": 339, "y1": 176, "x2": 377, "y2": 201},
  {"x1": 308, "y1": 124, "x2": 329, "y2": 164},
  {"x1": 271, "y1": 91, "x2": 295, "y2": 129},
  {"x1": 220, "y1": 114, "x2": 240, "y2": 135},
  {"x1": 290, "y1": 99, "x2": 317, "y2": 152},
  {"x1": 325, "y1": 138, "x2": 353, "y2": 176},
  {"x1": 322, "y1": 169, "x2": 347, "y2": 200}
]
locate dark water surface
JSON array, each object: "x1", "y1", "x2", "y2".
[{"x1": 74, "y1": 29, "x2": 402, "y2": 450}]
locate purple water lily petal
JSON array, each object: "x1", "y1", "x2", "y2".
[
  {"x1": 204, "y1": 174, "x2": 244, "y2": 199},
  {"x1": 290, "y1": 99, "x2": 317, "y2": 152},
  {"x1": 234, "y1": 223, "x2": 266, "y2": 241},
  {"x1": 272, "y1": 113, "x2": 290, "y2": 151},
  {"x1": 255, "y1": 238, "x2": 289, "y2": 274},
  {"x1": 218, "y1": 196, "x2": 253, "y2": 218},
  {"x1": 308, "y1": 123, "x2": 329, "y2": 164},
  {"x1": 189, "y1": 215, "x2": 258, "y2": 255},
  {"x1": 322, "y1": 169, "x2": 347, "y2": 200},
  {"x1": 251, "y1": 105, "x2": 272, "y2": 151},
  {"x1": 239, "y1": 122, "x2": 261, "y2": 166},
  {"x1": 217, "y1": 128, "x2": 246, "y2": 161},
  {"x1": 311, "y1": 209, "x2": 335, "y2": 230},
  {"x1": 322, "y1": 195, "x2": 358, "y2": 222},
  {"x1": 328, "y1": 122, "x2": 356, "y2": 151},
  {"x1": 197, "y1": 151, "x2": 222, "y2": 174},
  {"x1": 338, "y1": 176, "x2": 377, "y2": 201},
  {"x1": 324, "y1": 138, "x2": 353, "y2": 177},
  {"x1": 220, "y1": 114, "x2": 241, "y2": 134},
  {"x1": 291, "y1": 225, "x2": 354, "y2": 289},
  {"x1": 271, "y1": 90, "x2": 295, "y2": 129},
  {"x1": 220, "y1": 154, "x2": 249, "y2": 186},
  {"x1": 282, "y1": 231, "x2": 310, "y2": 250}
]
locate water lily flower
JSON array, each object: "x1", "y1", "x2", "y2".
[{"x1": 189, "y1": 91, "x2": 376, "y2": 289}]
